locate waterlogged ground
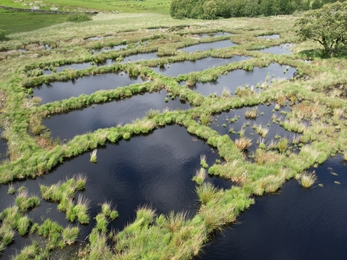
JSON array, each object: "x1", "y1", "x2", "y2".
[
  {"x1": 210, "y1": 103, "x2": 300, "y2": 153},
  {"x1": 1, "y1": 13, "x2": 347, "y2": 259}
]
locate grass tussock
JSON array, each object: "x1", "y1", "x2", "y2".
[
  {"x1": 192, "y1": 168, "x2": 207, "y2": 185},
  {"x1": 245, "y1": 108, "x2": 258, "y2": 119},
  {"x1": 298, "y1": 172, "x2": 318, "y2": 188},
  {"x1": 235, "y1": 137, "x2": 252, "y2": 151},
  {"x1": 90, "y1": 149, "x2": 97, "y2": 163}
]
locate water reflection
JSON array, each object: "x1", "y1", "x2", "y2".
[
  {"x1": 187, "y1": 63, "x2": 296, "y2": 96},
  {"x1": 43, "y1": 91, "x2": 190, "y2": 140},
  {"x1": 152, "y1": 56, "x2": 251, "y2": 77},
  {"x1": 35, "y1": 72, "x2": 144, "y2": 104}
]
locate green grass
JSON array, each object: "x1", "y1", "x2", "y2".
[
  {"x1": 0, "y1": 0, "x2": 171, "y2": 14},
  {"x1": 0, "y1": 10, "x2": 68, "y2": 35}
]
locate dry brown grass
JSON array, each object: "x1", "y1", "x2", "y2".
[{"x1": 235, "y1": 137, "x2": 252, "y2": 151}]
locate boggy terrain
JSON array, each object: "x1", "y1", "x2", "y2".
[{"x1": 0, "y1": 13, "x2": 347, "y2": 259}]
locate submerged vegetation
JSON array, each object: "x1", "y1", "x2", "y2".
[{"x1": 0, "y1": 4, "x2": 347, "y2": 259}]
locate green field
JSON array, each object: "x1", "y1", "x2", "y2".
[
  {"x1": 0, "y1": 0, "x2": 171, "y2": 13},
  {"x1": 0, "y1": 9, "x2": 69, "y2": 34}
]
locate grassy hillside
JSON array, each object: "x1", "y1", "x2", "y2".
[
  {"x1": 0, "y1": 9, "x2": 68, "y2": 34},
  {"x1": 0, "y1": 0, "x2": 171, "y2": 13}
]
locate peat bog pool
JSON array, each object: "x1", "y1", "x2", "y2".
[
  {"x1": 34, "y1": 72, "x2": 144, "y2": 104},
  {"x1": 193, "y1": 32, "x2": 231, "y2": 38},
  {"x1": 43, "y1": 91, "x2": 190, "y2": 140},
  {"x1": 186, "y1": 63, "x2": 296, "y2": 96},
  {"x1": 0, "y1": 130, "x2": 8, "y2": 162},
  {"x1": 41, "y1": 40, "x2": 239, "y2": 75},
  {"x1": 92, "y1": 44, "x2": 128, "y2": 54},
  {"x1": 257, "y1": 34, "x2": 280, "y2": 39},
  {"x1": 42, "y1": 52, "x2": 159, "y2": 75},
  {"x1": 0, "y1": 125, "x2": 231, "y2": 258},
  {"x1": 152, "y1": 56, "x2": 251, "y2": 77},
  {"x1": 210, "y1": 103, "x2": 300, "y2": 154},
  {"x1": 259, "y1": 44, "x2": 293, "y2": 55},
  {"x1": 178, "y1": 40, "x2": 237, "y2": 53},
  {"x1": 197, "y1": 155, "x2": 347, "y2": 260}
]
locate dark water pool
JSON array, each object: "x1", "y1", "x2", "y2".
[
  {"x1": 152, "y1": 56, "x2": 251, "y2": 77},
  {"x1": 188, "y1": 63, "x2": 296, "y2": 96},
  {"x1": 259, "y1": 44, "x2": 293, "y2": 55},
  {"x1": 41, "y1": 41, "x2": 237, "y2": 75},
  {"x1": 179, "y1": 40, "x2": 237, "y2": 53},
  {"x1": 85, "y1": 36, "x2": 113, "y2": 41},
  {"x1": 197, "y1": 154, "x2": 347, "y2": 260},
  {"x1": 257, "y1": 34, "x2": 280, "y2": 39},
  {"x1": 122, "y1": 52, "x2": 158, "y2": 62},
  {"x1": 93, "y1": 44, "x2": 128, "y2": 54},
  {"x1": 42, "y1": 52, "x2": 159, "y2": 75},
  {"x1": 0, "y1": 130, "x2": 8, "y2": 162},
  {"x1": 34, "y1": 72, "x2": 144, "y2": 104},
  {"x1": 1, "y1": 125, "x2": 231, "y2": 258},
  {"x1": 210, "y1": 103, "x2": 299, "y2": 153},
  {"x1": 43, "y1": 91, "x2": 190, "y2": 141},
  {"x1": 193, "y1": 32, "x2": 231, "y2": 38},
  {"x1": 42, "y1": 62, "x2": 92, "y2": 75}
]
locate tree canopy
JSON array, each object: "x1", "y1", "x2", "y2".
[
  {"x1": 170, "y1": 0, "x2": 311, "y2": 19},
  {"x1": 170, "y1": 0, "x2": 344, "y2": 19},
  {"x1": 295, "y1": 1, "x2": 347, "y2": 56}
]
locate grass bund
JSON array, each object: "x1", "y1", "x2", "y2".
[{"x1": 0, "y1": 10, "x2": 347, "y2": 259}]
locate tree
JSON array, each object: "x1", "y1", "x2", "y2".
[
  {"x1": 295, "y1": 1, "x2": 347, "y2": 57},
  {"x1": 203, "y1": 0, "x2": 218, "y2": 19}
]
